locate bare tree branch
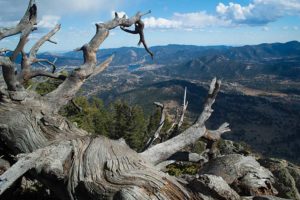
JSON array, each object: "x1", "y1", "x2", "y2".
[
  {"x1": 140, "y1": 78, "x2": 228, "y2": 165},
  {"x1": 0, "y1": 57, "x2": 20, "y2": 92},
  {"x1": 143, "y1": 102, "x2": 165, "y2": 151},
  {"x1": 10, "y1": 31, "x2": 30, "y2": 62},
  {"x1": 45, "y1": 11, "x2": 152, "y2": 113},
  {"x1": 120, "y1": 10, "x2": 153, "y2": 58},
  {"x1": 27, "y1": 70, "x2": 67, "y2": 80},
  {"x1": 197, "y1": 78, "x2": 220, "y2": 125},
  {"x1": 155, "y1": 151, "x2": 209, "y2": 171},
  {"x1": 8, "y1": 1, "x2": 37, "y2": 62},
  {"x1": 0, "y1": 141, "x2": 73, "y2": 196},
  {"x1": 165, "y1": 87, "x2": 188, "y2": 139},
  {"x1": 90, "y1": 55, "x2": 114, "y2": 78},
  {"x1": 164, "y1": 108, "x2": 179, "y2": 139},
  {"x1": 47, "y1": 39, "x2": 57, "y2": 44},
  {"x1": 17, "y1": 25, "x2": 61, "y2": 84},
  {"x1": 29, "y1": 24, "x2": 61, "y2": 63},
  {"x1": 178, "y1": 87, "x2": 188, "y2": 128},
  {"x1": 0, "y1": 0, "x2": 37, "y2": 40},
  {"x1": 0, "y1": 0, "x2": 37, "y2": 91},
  {"x1": 144, "y1": 87, "x2": 189, "y2": 151},
  {"x1": 0, "y1": 153, "x2": 40, "y2": 195},
  {"x1": 204, "y1": 122, "x2": 230, "y2": 141},
  {"x1": 36, "y1": 59, "x2": 57, "y2": 73}
]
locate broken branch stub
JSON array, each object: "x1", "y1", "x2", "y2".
[
  {"x1": 143, "y1": 102, "x2": 166, "y2": 151},
  {"x1": 140, "y1": 78, "x2": 229, "y2": 165}
]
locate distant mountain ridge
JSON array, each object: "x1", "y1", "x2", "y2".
[
  {"x1": 37, "y1": 41, "x2": 300, "y2": 80},
  {"x1": 39, "y1": 41, "x2": 300, "y2": 64},
  {"x1": 150, "y1": 41, "x2": 300, "y2": 80}
]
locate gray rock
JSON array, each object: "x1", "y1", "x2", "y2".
[
  {"x1": 259, "y1": 158, "x2": 300, "y2": 200},
  {"x1": 200, "y1": 154, "x2": 277, "y2": 196},
  {"x1": 218, "y1": 139, "x2": 251, "y2": 156},
  {"x1": 253, "y1": 195, "x2": 292, "y2": 200},
  {"x1": 189, "y1": 174, "x2": 240, "y2": 200}
]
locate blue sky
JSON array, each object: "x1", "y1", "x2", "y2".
[{"x1": 0, "y1": 0, "x2": 300, "y2": 52}]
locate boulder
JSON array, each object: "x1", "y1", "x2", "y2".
[
  {"x1": 199, "y1": 154, "x2": 277, "y2": 196},
  {"x1": 259, "y1": 158, "x2": 300, "y2": 200},
  {"x1": 189, "y1": 174, "x2": 240, "y2": 200}
]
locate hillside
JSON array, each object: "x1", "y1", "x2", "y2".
[{"x1": 32, "y1": 41, "x2": 300, "y2": 163}]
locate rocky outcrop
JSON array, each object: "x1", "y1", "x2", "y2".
[
  {"x1": 199, "y1": 154, "x2": 277, "y2": 196},
  {"x1": 217, "y1": 139, "x2": 252, "y2": 156},
  {"x1": 252, "y1": 196, "x2": 292, "y2": 200},
  {"x1": 259, "y1": 158, "x2": 300, "y2": 200},
  {"x1": 189, "y1": 174, "x2": 240, "y2": 200}
]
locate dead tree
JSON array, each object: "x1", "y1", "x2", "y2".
[
  {"x1": 0, "y1": 1, "x2": 230, "y2": 199},
  {"x1": 143, "y1": 87, "x2": 189, "y2": 152}
]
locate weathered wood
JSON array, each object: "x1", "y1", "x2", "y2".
[
  {"x1": 0, "y1": 77, "x2": 231, "y2": 199},
  {"x1": 0, "y1": 0, "x2": 37, "y2": 91},
  {"x1": 165, "y1": 87, "x2": 188, "y2": 139},
  {"x1": 140, "y1": 78, "x2": 229, "y2": 165},
  {"x1": 0, "y1": 0, "x2": 36, "y2": 40},
  {"x1": 0, "y1": 151, "x2": 41, "y2": 195},
  {"x1": 143, "y1": 102, "x2": 165, "y2": 151},
  {"x1": 17, "y1": 24, "x2": 61, "y2": 84},
  {"x1": 45, "y1": 11, "x2": 152, "y2": 113},
  {"x1": 120, "y1": 10, "x2": 153, "y2": 58},
  {"x1": 144, "y1": 87, "x2": 189, "y2": 153},
  {"x1": 29, "y1": 24, "x2": 60, "y2": 62}
]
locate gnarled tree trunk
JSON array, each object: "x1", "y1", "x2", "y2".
[{"x1": 0, "y1": 1, "x2": 230, "y2": 199}]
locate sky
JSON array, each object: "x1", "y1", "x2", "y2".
[{"x1": 0, "y1": 0, "x2": 300, "y2": 52}]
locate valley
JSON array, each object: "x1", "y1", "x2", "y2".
[{"x1": 19, "y1": 41, "x2": 300, "y2": 163}]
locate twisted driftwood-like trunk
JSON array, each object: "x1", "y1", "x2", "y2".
[{"x1": 0, "y1": 1, "x2": 230, "y2": 199}]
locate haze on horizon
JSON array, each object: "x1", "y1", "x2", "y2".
[{"x1": 0, "y1": 0, "x2": 299, "y2": 52}]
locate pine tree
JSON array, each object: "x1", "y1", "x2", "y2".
[
  {"x1": 60, "y1": 96, "x2": 111, "y2": 136},
  {"x1": 111, "y1": 100, "x2": 147, "y2": 150}
]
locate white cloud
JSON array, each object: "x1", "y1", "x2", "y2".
[
  {"x1": 216, "y1": 0, "x2": 300, "y2": 25},
  {"x1": 184, "y1": 28, "x2": 193, "y2": 32},
  {"x1": 144, "y1": 12, "x2": 229, "y2": 29},
  {"x1": 174, "y1": 12, "x2": 230, "y2": 28},
  {"x1": 217, "y1": 2, "x2": 254, "y2": 21},
  {"x1": 1, "y1": 0, "x2": 299, "y2": 38},
  {"x1": 144, "y1": 0, "x2": 300, "y2": 30},
  {"x1": 0, "y1": 0, "x2": 121, "y2": 24},
  {"x1": 144, "y1": 17, "x2": 182, "y2": 29},
  {"x1": 283, "y1": 26, "x2": 289, "y2": 30},
  {"x1": 39, "y1": 0, "x2": 120, "y2": 15},
  {"x1": 38, "y1": 15, "x2": 61, "y2": 29},
  {"x1": 262, "y1": 26, "x2": 269, "y2": 31}
]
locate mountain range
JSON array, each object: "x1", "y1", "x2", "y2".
[
  {"x1": 37, "y1": 41, "x2": 300, "y2": 163},
  {"x1": 41, "y1": 40, "x2": 300, "y2": 79}
]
